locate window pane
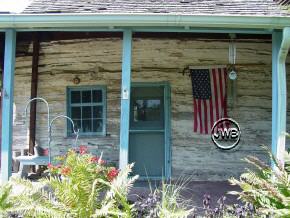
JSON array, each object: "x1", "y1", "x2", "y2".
[
  {"x1": 82, "y1": 119, "x2": 92, "y2": 132},
  {"x1": 71, "y1": 91, "x2": 81, "y2": 104},
  {"x1": 93, "y1": 106, "x2": 103, "y2": 118},
  {"x1": 93, "y1": 119, "x2": 103, "y2": 132},
  {"x1": 82, "y1": 90, "x2": 91, "y2": 103},
  {"x1": 68, "y1": 87, "x2": 106, "y2": 135},
  {"x1": 71, "y1": 107, "x2": 81, "y2": 119},
  {"x1": 82, "y1": 106, "x2": 92, "y2": 119},
  {"x1": 93, "y1": 90, "x2": 102, "y2": 103},
  {"x1": 133, "y1": 99, "x2": 161, "y2": 122}
]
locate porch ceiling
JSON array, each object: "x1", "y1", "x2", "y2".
[{"x1": 14, "y1": 31, "x2": 272, "y2": 42}]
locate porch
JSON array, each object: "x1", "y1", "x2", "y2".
[{"x1": 0, "y1": 25, "x2": 289, "y2": 182}]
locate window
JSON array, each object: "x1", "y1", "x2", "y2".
[{"x1": 67, "y1": 86, "x2": 106, "y2": 136}]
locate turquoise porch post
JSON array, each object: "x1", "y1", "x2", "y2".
[
  {"x1": 119, "y1": 29, "x2": 132, "y2": 170},
  {"x1": 272, "y1": 28, "x2": 290, "y2": 166},
  {"x1": 1, "y1": 29, "x2": 16, "y2": 182},
  {"x1": 272, "y1": 30, "x2": 282, "y2": 161}
]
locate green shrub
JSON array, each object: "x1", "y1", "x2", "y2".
[
  {"x1": 134, "y1": 179, "x2": 194, "y2": 218},
  {"x1": 229, "y1": 146, "x2": 290, "y2": 217},
  {"x1": 0, "y1": 184, "x2": 14, "y2": 217},
  {"x1": 157, "y1": 180, "x2": 194, "y2": 218},
  {"x1": 9, "y1": 146, "x2": 138, "y2": 218}
]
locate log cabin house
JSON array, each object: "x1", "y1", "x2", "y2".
[{"x1": 0, "y1": 0, "x2": 290, "y2": 182}]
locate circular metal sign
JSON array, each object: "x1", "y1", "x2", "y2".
[{"x1": 211, "y1": 118, "x2": 241, "y2": 150}]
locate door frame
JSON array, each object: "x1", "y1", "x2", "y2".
[{"x1": 130, "y1": 82, "x2": 171, "y2": 179}]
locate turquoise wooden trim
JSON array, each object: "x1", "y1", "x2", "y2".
[
  {"x1": 15, "y1": 27, "x2": 272, "y2": 35},
  {"x1": 131, "y1": 82, "x2": 172, "y2": 179},
  {"x1": 138, "y1": 176, "x2": 164, "y2": 181},
  {"x1": 1, "y1": 29, "x2": 16, "y2": 182},
  {"x1": 271, "y1": 31, "x2": 282, "y2": 160},
  {"x1": 271, "y1": 27, "x2": 290, "y2": 168},
  {"x1": 133, "y1": 27, "x2": 271, "y2": 34},
  {"x1": 17, "y1": 28, "x2": 124, "y2": 32},
  {"x1": 1, "y1": 14, "x2": 290, "y2": 29},
  {"x1": 119, "y1": 29, "x2": 132, "y2": 170},
  {"x1": 164, "y1": 83, "x2": 171, "y2": 179},
  {"x1": 132, "y1": 82, "x2": 169, "y2": 87},
  {"x1": 129, "y1": 130, "x2": 165, "y2": 133},
  {"x1": 66, "y1": 85, "x2": 107, "y2": 136},
  {"x1": 275, "y1": 27, "x2": 290, "y2": 165}
]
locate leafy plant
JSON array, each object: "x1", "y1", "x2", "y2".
[
  {"x1": 0, "y1": 184, "x2": 14, "y2": 217},
  {"x1": 285, "y1": 148, "x2": 290, "y2": 174},
  {"x1": 229, "y1": 146, "x2": 290, "y2": 217},
  {"x1": 134, "y1": 179, "x2": 194, "y2": 218},
  {"x1": 8, "y1": 146, "x2": 138, "y2": 218},
  {"x1": 199, "y1": 194, "x2": 258, "y2": 218},
  {"x1": 157, "y1": 180, "x2": 194, "y2": 218}
]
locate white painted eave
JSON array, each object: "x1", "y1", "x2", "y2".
[{"x1": 0, "y1": 13, "x2": 290, "y2": 30}]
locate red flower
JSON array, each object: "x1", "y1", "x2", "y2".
[
  {"x1": 89, "y1": 156, "x2": 106, "y2": 165},
  {"x1": 47, "y1": 163, "x2": 60, "y2": 171},
  {"x1": 107, "y1": 167, "x2": 119, "y2": 181},
  {"x1": 79, "y1": 145, "x2": 88, "y2": 155},
  {"x1": 98, "y1": 158, "x2": 106, "y2": 165},
  {"x1": 61, "y1": 167, "x2": 71, "y2": 176},
  {"x1": 47, "y1": 163, "x2": 53, "y2": 169},
  {"x1": 90, "y1": 156, "x2": 98, "y2": 163}
]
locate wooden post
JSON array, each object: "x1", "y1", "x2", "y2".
[
  {"x1": 271, "y1": 30, "x2": 282, "y2": 160},
  {"x1": 29, "y1": 33, "x2": 40, "y2": 155},
  {"x1": 119, "y1": 29, "x2": 132, "y2": 170},
  {"x1": 0, "y1": 36, "x2": 4, "y2": 169},
  {"x1": 272, "y1": 28, "x2": 290, "y2": 167},
  {"x1": 1, "y1": 29, "x2": 16, "y2": 182}
]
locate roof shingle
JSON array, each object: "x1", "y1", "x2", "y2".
[{"x1": 22, "y1": 0, "x2": 290, "y2": 16}]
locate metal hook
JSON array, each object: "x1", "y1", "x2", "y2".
[
  {"x1": 24, "y1": 97, "x2": 50, "y2": 160},
  {"x1": 49, "y1": 115, "x2": 79, "y2": 163},
  {"x1": 24, "y1": 98, "x2": 79, "y2": 164},
  {"x1": 25, "y1": 97, "x2": 50, "y2": 133}
]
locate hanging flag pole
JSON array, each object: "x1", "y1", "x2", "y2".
[{"x1": 228, "y1": 34, "x2": 237, "y2": 115}]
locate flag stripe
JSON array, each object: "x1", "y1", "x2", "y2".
[
  {"x1": 203, "y1": 100, "x2": 208, "y2": 134},
  {"x1": 223, "y1": 68, "x2": 228, "y2": 118},
  {"x1": 198, "y1": 99, "x2": 203, "y2": 133},
  {"x1": 212, "y1": 69, "x2": 220, "y2": 121},
  {"x1": 209, "y1": 72, "x2": 215, "y2": 130},
  {"x1": 209, "y1": 97, "x2": 214, "y2": 130},
  {"x1": 193, "y1": 100, "x2": 198, "y2": 132},
  {"x1": 218, "y1": 68, "x2": 224, "y2": 109},
  {"x1": 218, "y1": 68, "x2": 224, "y2": 129}
]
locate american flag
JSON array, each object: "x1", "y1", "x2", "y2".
[{"x1": 190, "y1": 68, "x2": 227, "y2": 134}]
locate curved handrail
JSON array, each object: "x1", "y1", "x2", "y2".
[{"x1": 49, "y1": 115, "x2": 79, "y2": 163}]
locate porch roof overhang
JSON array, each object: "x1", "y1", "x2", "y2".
[{"x1": 0, "y1": 13, "x2": 289, "y2": 32}]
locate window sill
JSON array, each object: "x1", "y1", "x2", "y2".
[{"x1": 65, "y1": 133, "x2": 110, "y2": 139}]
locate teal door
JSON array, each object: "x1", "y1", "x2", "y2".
[{"x1": 129, "y1": 84, "x2": 170, "y2": 178}]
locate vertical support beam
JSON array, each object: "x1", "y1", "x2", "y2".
[
  {"x1": 1, "y1": 29, "x2": 16, "y2": 182},
  {"x1": 0, "y1": 34, "x2": 5, "y2": 169},
  {"x1": 29, "y1": 33, "x2": 40, "y2": 155},
  {"x1": 119, "y1": 29, "x2": 132, "y2": 170},
  {"x1": 272, "y1": 30, "x2": 282, "y2": 160},
  {"x1": 272, "y1": 28, "x2": 290, "y2": 167},
  {"x1": 0, "y1": 34, "x2": 4, "y2": 73}
]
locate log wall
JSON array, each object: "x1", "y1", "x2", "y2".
[{"x1": 12, "y1": 36, "x2": 290, "y2": 180}]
